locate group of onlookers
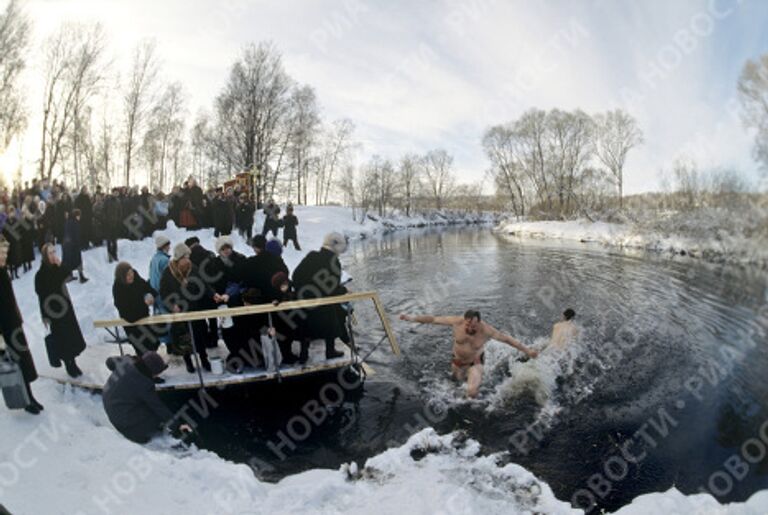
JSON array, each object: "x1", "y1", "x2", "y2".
[{"x1": 112, "y1": 229, "x2": 349, "y2": 377}]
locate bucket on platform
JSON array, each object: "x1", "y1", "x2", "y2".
[{"x1": 209, "y1": 357, "x2": 224, "y2": 375}]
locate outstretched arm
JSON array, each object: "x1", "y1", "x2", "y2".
[
  {"x1": 399, "y1": 314, "x2": 461, "y2": 326},
  {"x1": 485, "y1": 324, "x2": 538, "y2": 358}
]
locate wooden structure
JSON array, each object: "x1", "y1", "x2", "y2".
[{"x1": 44, "y1": 292, "x2": 398, "y2": 392}]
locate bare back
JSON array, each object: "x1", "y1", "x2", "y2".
[{"x1": 550, "y1": 320, "x2": 580, "y2": 349}]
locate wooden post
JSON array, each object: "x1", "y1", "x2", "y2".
[{"x1": 371, "y1": 294, "x2": 400, "y2": 355}]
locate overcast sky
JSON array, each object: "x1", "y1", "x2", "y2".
[{"x1": 4, "y1": 0, "x2": 768, "y2": 192}]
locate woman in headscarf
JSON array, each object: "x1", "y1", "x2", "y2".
[
  {"x1": 34, "y1": 243, "x2": 87, "y2": 377},
  {"x1": 113, "y1": 262, "x2": 160, "y2": 355},
  {"x1": 159, "y1": 243, "x2": 197, "y2": 373}
]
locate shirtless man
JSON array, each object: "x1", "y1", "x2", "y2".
[
  {"x1": 400, "y1": 310, "x2": 538, "y2": 398},
  {"x1": 548, "y1": 308, "x2": 580, "y2": 351}
]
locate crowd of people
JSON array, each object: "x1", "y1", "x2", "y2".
[
  {"x1": 0, "y1": 177, "x2": 304, "y2": 280},
  {"x1": 0, "y1": 174, "x2": 318, "y2": 422}
]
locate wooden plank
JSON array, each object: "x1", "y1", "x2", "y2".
[
  {"x1": 94, "y1": 291, "x2": 379, "y2": 328},
  {"x1": 372, "y1": 293, "x2": 401, "y2": 355},
  {"x1": 41, "y1": 358, "x2": 357, "y2": 393}
]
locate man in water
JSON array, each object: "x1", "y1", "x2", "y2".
[
  {"x1": 400, "y1": 310, "x2": 538, "y2": 398},
  {"x1": 548, "y1": 308, "x2": 580, "y2": 350}
]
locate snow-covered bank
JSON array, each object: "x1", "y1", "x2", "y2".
[
  {"x1": 3, "y1": 380, "x2": 768, "y2": 514},
  {"x1": 494, "y1": 208, "x2": 768, "y2": 268},
  {"x1": 3, "y1": 205, "x2": 768, "y2": 514}
]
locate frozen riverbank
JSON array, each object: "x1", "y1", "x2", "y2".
[{"x1": 494, "y1": 207, "x2": 768, "y2": 269}]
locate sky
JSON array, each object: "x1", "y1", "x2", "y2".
[{"x1": 2, "y1": 0, "x2": 768, "y2": 193}]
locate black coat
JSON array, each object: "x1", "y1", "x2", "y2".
[
  {"x1": 0, "y1": 267, "x2": 37, "y2": 382},
  {"x1": 212, "y1": 197, "x2": 234, "y2": 234},
  {"x1": 102, "y1": 195, "x2": 122, "y2": 239},
  {"x1": 62, "y1": 218, "x2": 82, "y2": 270},
  {"x1": 102, "y1": 356, "x2": 174, "y2": 443},
  {"x1": 239, "y1": 252, "x2": 289, "y2": 303},
  {"x1": 211, "y1": 251, "x2": 247, "y2": 300},
  {"x1": 292, "y1": 248, "x2": 348, "y2": 340},
  {"x1": 235, "y1": 202, "x2": 255, "y2": 230},
  {"x1": 74, "y1": 193, "x2": 92, "y2": 246},
  {"x1": 34, "y1": 262, "x2": 87, "y2": 360},
  {"x1": 113, "y1": 270, "x2": 157, "y2": 323},
  {"x1": 282, "y1": 214, "x2": 299, "y2": 238},
  {"x1": 1, "y1": 217, "x2": 23, "y2": 267}
]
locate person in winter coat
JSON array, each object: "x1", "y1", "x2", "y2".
[
  {"x1": 269, "y1": 271, "x2": 301, "y2": 364},
  {"x1": 20, "y1": 196, "x2": 37, "y2": 272},
  {"x1": 113, "y1": 262, "x2": 160, "y2": 355},
  {"x1": 210, "y1": 235, "x2": 249, "y2": 371},
  {"x1": 235, "y1": 193, "x2": 255, "y2": 242},
  {"x1": 160, "y1": 243, "x2": 225, "y2": 373},
  {"x1": 149, "y1": 235, "x2": 171, "y2": 314},
  {"x1": 74, "y1": 186, "x2": 93, "y2": 250},
  {"x1": 103, "y1": 189, "x2": 122, "y2": 263},
  {"x1": 102, "y1": 352, "x2": 191, "y2": 444},
  {"x1": 1, "y1": 208, "x2": 22, "y2": 279},
  {"x1": 185, "y1": 237, "x2": 220, "y2": 350},
  {"x1": 239, "y1": 235, "x2": 289, "y2": 306},
  {"x1": 63, "y1": 209, "x2": 89, "y2": 283},
  {"x1": 34, "y1": 243, "x2": 87, "y2": 378},
  {"x1": 0, "y1": 242, "x2": 44, "y2": 414},
  {"x1": 212, "y1": 189, "x2": 234, "y2": 237},
  {"x1": 261, "y1": 198, "x2": 281, "y2": 237},
  {"x1": 292, "y1": 232, "x2": 350, "y2": 362},
  {"x1": 282, "y1": 204, "x2": 300, "y2": 250}
]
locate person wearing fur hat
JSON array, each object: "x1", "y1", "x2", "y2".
[
  {"x1": 292, "y1": 232, "x2": 350, "y2": 362},
  {"x1": 159, "y1": 243, "x2": 197, "y2": 373},
  {"x1": 102, "y1": 351, "x2": 192, "y2": 443},
  {"x1": 160, "y1": 243, "x2": 225, "y2": 373},
  {"x1": 113, "y1": 262, "x2": 160, "y2": 355}
]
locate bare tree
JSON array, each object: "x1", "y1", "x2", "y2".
[
  {"x1": 0, "y1": 0, "x2": 30, "y2": 151},
  {"x1": 143, "y1": 81, "x2": 186, "y2": 191},
  {"x1": 423, "y1": 149, "x2": 455, "y2": 210},
  {"x1": 592, "y1": 109, "x2": 643, "y2": 209},
  {"x1": 316, "y1": 118, "x2": 355, "y2": 205},
  {"x1": 483, "y1": 124, "x2": 527, "y2": 218},
  {"x1": 213, "y1": 42, "x2": 292, "y2": 205},
  {"x1": 738, "y1": 54, "x2": 768, "y2": 173},
  {"x1": 286, "y1": 84, "x2": 320, "y2": 205},
  {"x1": 39, "y1": 23, "x2": 106, "y2": 181},
  {"x1": 398, "y1": 153, "x2": 422, "y2": 216},
  {"x1": 122, "y1": 39, "x2": 158, "y2": 185}
]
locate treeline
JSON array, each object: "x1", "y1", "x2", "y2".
[
  {"x1": 0, "y1": 1, "x2": 357, "y2": 206},
  {"x1": 483, "y1": 108, "x2": 643, "y2": 220}
]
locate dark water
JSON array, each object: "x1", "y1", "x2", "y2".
[{"x1": 170, "y1": 228, "x2": 768, "y2": 512}]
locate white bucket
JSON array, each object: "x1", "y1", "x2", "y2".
[{"x1": 209, "y1": 357, "x2": 224, "y2": 375}]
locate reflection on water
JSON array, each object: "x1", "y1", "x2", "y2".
[{"x1": 186, "y1": 227, "x2": 768, "y2": 512}]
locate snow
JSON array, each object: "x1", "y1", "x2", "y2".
[
  {"x1": 2, "y1": 205, "x2": 767, "y2": 514},
  {"x1": 494, "y1": 208, "x2": 768, "y2": 268}
]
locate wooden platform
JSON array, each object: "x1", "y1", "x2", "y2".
[
  {"x1": 42, "y1": 291, "x2": 391, "y2": 393},
  {"x1": 41, "y1": 341, "x2": 366, "y2": 392}
]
